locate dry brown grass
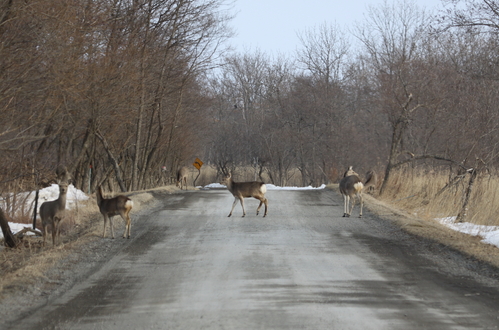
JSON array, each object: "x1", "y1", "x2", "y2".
[
  {"x1": 0, "y1": 196, "x2": 98, "y2": 290},
  {"x1": 379, "y1": 166, "x2": 499, "y2": 226}
]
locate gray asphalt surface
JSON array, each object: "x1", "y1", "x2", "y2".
[{"x1": 8, "y1": 188, "x2": 499, "y2": 329}]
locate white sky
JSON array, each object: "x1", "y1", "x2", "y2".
[{"x1": 228, "y1": 0, "x2": 444, "y2": 55}]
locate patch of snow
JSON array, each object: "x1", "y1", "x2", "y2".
[
  {"x1": 437, "y1": 216, "x2": 499, "y2": 249},
  {"x1": 204, "y1": 183, "x2": 326, "y2": 190}
]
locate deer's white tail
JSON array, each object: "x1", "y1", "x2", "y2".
[
  {"x1": 97, "y1": 187, "x2": 133, "y2": 239},
  {"x1": 40, "y1": 183, "x2": 69, "y2": 246},
  {"x1": 223, "y1": 174, "x2": 268, "y2": 218}
]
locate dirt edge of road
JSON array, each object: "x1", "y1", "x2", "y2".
[{"x1": 361, "y1": 191, "x2": 499, "y2": 270}]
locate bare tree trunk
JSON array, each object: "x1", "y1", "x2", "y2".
[
  {"x1": 0, "y1": 208, "x2": 18, "y2": 248},
  {"x1": 32, "y1": 189, "x2": 39, "y2": 230},
  {"x1": 162, "y1": 90, "x2": 184, "y2": 174},
  {"x1": 68, "y1": 120, "x2": 95, "y2": 187},
  {"x1": 456, "y1": 168, "x2": 477, "y2": 223},
  {"x1": 95, "y1": 130, "x2": 127, "y2": 192},
  {"x1": 379, "y1": 117, "x2": 406, "y2": 195},
  {"x1": 132, "y1": 90, "x2": 145, "y2": 191}
]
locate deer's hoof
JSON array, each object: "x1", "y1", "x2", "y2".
[{"x1": 227, "y1": 214, "x2": 232, "y2": 217}]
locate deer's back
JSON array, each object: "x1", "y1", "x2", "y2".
[
  {"x1": 177, "y1": 167, "x2": 188, "y2": 179},
  {"x1": 339, "y1": 175, "x2": 363, "y2": 195},
  {"x1": 99, "y1": 196, "x2": 131, "y2": 216}
]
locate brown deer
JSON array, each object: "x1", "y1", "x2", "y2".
[
  {"x1": 176, "y1": 167, "x2": 188, "y2": 190},
  {"x1": 364, "y1": 170, "x2": 378, "y2": 194},
  {"x1": 40, "y1": 183, "x2": 69, "y2": 246},
  {"x1": 96, "y1": 187, "x2": 133, "y2": 239},
  {"x1": 223, "y1": 173, "x2": 268, "y2": 217},
  {"x1": 339, "y1": 166, "x2": 364, "y2": 218}
]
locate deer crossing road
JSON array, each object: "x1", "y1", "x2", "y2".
[{"x1": 11, "y1": 188, "x2": 499, "y2": 329}]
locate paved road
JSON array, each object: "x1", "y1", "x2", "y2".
[{"x1": 10, "y1": 188, "x2": 499, "y2": 329}]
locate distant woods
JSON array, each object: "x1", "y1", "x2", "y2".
[
  {"x1": 1, "y1": 0, "x2": 499, "y2": 197},
  {"x1": 209, "y1": 0, "x2": 499, "y2": 188}
]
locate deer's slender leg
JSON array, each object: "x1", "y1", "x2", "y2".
[
  {"x1": 257, "y1": 200, "x2": 263, "y2": 215},
  {"x1": 349, "y1": 197, "x2": 356, "y2": 216},
  {"x1": 359, "y1": 193, "x2": 363, "y2": 218},
  {"x1": 343, "y1": 195, "x2": 350, "y2": 217},
  {"x1": 228, "y1": 197, "x2": 238, "y2": 217},
  {"x1": 109, "y1": 216, "x2": 115, "y2": 239},
  {"x1": 239, "y1": 197, "x2": 246, "y2": 217},
  {"x1": 102, "y1": 214, "x2": 108, "y2": 238}
]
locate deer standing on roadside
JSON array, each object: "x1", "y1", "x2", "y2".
[
  {"x1": 96, "y1": 187, "x2": 133, "y2": 239},
  {"x1": 339, "y1": 166, "x2": 364, "y2": 218},
  {"x1": 176, "y1": 167, "x2": 188, "y2": 190},
  {"x1": 364, "y1": 170, "x2": 377, "y2": 194},
  {"x1": 223, "y1": 173, "x2": 268, "y2": 217},
  {"x1": 40, "y1": 183, "x2": 69, "y2": 246}
]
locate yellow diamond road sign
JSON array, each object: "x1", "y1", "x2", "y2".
[{"x1": 193, "y1": 158, "x2": 203, "y2": 170}]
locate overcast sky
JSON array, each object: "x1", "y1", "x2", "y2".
[{"x1": 228, "y1": 0, "x2": 444, "y2": 55}]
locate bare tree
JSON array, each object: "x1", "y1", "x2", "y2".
[
  {"x1": 441, "y1": 0, "x2": 499, "y2": 31},
  {"x1": 354, "y1": 0, "x2": 435, "y2": 194},
  {"x1": 297, "y1": 22, "x2": 350, "y2": 89}
]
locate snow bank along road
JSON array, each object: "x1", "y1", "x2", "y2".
[{"x1": 9, "y1": 188, "x2": 499, "y2": 329}]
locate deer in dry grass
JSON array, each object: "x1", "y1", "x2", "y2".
[
  {"x1": 364, "y1": 170, "x2": 377, "y2": 194},
  {"x1": 176, "y1": 167, "x2": 188, "y2": 190},
  {"x1": 339, "y1": 166, "x2": 364, "y2": 218},
  {"x1": 96, "y1": 187, "x2": 133, "y2": 239},
  {"x1": 40, "y1": 182, "x2": 69, "y2": 246},
  {"x1": 223, "y1": 173, "x2": 268, "y2": 217}
]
